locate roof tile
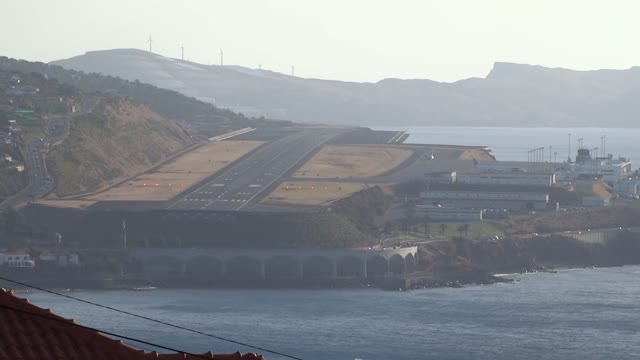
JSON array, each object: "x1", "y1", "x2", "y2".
[{"x1": 0, "y1": 289, "x2": 265, "y2": 360}]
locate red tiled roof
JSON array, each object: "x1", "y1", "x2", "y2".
[{"x1": 0, "y1": 289, "x2": 264, "y2": 360}]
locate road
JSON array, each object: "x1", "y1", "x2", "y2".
[
  {"x1": 168, "y1": 128, "x2": 342, "y2": 211},
  {"x1": 0, "y1": 98, "x2": 97, "y2": 210}
]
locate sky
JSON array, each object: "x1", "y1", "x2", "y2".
[{"x1": 3, "y1": 0, "x2": 640, "y2": 83}]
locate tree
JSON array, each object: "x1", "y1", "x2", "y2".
[
  {"x1": 1, "y1": 207, "x2": 24, "y2": 232},
  {"x1": 422, "y1": 215, "x2": 431, "y2": 237},
  {"x1": 462, "y1": 223, "x2": 471, "y2": 237},
  {"x1": 457, "y1": 225, "x2": 465, "y2": 237},
  {"x1": 440, "y1": 223, "x2": 448, "y2": 235}
]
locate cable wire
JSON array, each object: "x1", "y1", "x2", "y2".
[
  {"x1": 0, "y1": 276, "x2": 303, "y2": 360},
  {"x1": 0, "y1": 303, "x2": 214, "y2": 359}
]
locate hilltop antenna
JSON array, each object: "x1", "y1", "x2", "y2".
[
  {"x1": 180, "y1": 43, "x2": 184, "y2": 60},
  {"x1": 220, "y1": 48, "x2": 224, "y2": 66},
  {"x1": 291, "y1": 65, "x2": 295, "y2": 77},
  {"x1": 147, "y1": 35, "x2": 153, "y2": 53}
]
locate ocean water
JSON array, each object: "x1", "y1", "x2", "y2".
[
  {"x1": 374, "y1": 126, "x2": 640, "y2": 168},
  {"x1": 21, "y1": 266, "x2": 640, "y2": 360}
]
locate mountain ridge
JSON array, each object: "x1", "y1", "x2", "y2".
[{"x1": 51, "y1": 49, "x2": 640, "y2": 127}]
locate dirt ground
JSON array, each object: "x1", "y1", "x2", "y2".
[
  {"x1": 293, "y1": 145, "x2": 414, "y2": 179},
  {"x1": 85, "y1": 140, "x2": 263, "y2": 201},
  {"x1": 262, "y1": 181, "x2": 368, "y2": 206},
  {"x1": 34, "y1": 199, "x2": 97, "y2": 209},
  {"x1": 457, "y1": 149, "x2": 496, "y2": 162}
]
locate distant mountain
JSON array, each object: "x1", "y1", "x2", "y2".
[{"x1": 51, "y1": 49, "x2": 640, "y2": 127}]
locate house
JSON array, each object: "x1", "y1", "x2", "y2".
[
  {"x1": 0, "y1": 253, "x2": 35, "y2": 268},
  {"x1": 5, "y1": 85, "x2": 39, "y2": 96},
  {"x1": 39, "y1": 253, "x2": 80, "y2": 267},
  {"x1": 14, "y1": 164, "x2": 24, "y2": 172},
  {"x1": 2, "y1": 153, "x2": 11, "y2": 162},
  {"x1": 0, "y1": 288, "x2": 265, "y2": 359}
]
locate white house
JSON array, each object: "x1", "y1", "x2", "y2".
[{"x1": 0, "y1": 253, "x2": 35, "y2": 268}]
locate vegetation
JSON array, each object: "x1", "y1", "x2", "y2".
[
  {"x1": 47, "y1": 96, "x2": 194, "y2": 197},
  {"x1": 419, "y1": 231, "x2": 640, "y2": 277},
  {"x1": 0, "y1": 168, "x2": 26, "y2": 203},
  {"x1": 330, "y1": 186, "x2": 392, "y2": 239},
  {"x1": 0, "y1": 57, "x2": 290, "y2": 137}
]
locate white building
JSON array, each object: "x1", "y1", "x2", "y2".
[
  {"x1": 0, "y1": 253, "x2": 35, "y2": 268},
  {"x1": 39, "y1": 253, "x2": 80, "y2": 267},
  {"x1": 420, "y1": 190, "x2": 551, "y2": 211},
  {"x1": 564, "y1": 149, "x2": 633, "y2": 183},
  {"x1": 415, "y1": 205, "x2": 483, "y2": 222},
  {"x1": 457, "y1": 171, "x2": 556, "y2": 187}
]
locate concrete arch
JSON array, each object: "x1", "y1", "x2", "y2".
[
  {"x1": 146, "y1": 255, "x2": 182, "y2": 276},
  {"x1": 389, "y1": 254, "x2": 406, "y2": 276},
  {"x1": 185, "y1": 256, "x2": 224, "y2": 277},
  {"x1": 265, "y1": 256, "x2": 302, "y2": 279},
  {"x1": 366, "y1": 255, "x2": 388, "y2": 278},
  {"x1": 303, "y1": 256, "x2": 335, "y2": 278},
  {"x1": 405, "y1": 253, "x2": 416, "y2": 273},
  {"x1": 337, "y1": 255, "x2": 365, "y2": 278},
  {"x1": 226, "y1": 255, "x2": 263, "y2": 279}
]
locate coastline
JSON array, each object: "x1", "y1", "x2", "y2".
[{"x1": 2, "y1": 262, "x2": 626, "y2": 293}]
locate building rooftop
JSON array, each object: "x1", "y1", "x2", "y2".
[{"x1": 0, "y1": 288, "x2": 264, "y2": 360}]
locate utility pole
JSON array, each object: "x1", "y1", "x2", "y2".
[
  {"x1": 122, "y1": 220, "x2": 127, "y2": 251},
  {"x1": 180, "y1": 44, "x2": 184, "y2": 60},
  {"x1": 568, "y1": 133, "x2": 571, "y2": 163},
  {"x1": 147, "y1": 35, "x2": 153, "y2": 53},
  {"x1": 291, "y1": 65, "x2": 295, "y2": 77},
  {"x1": 220, "y1": 48, "x2": 224, "y2": 66}
]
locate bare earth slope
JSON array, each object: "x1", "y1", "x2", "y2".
[
  {"x1": 52, "y1": 49, "x2": 640, "y2": 127},
  {"x1": 48, "y1": 97, "x2": 194, "y2": 197}
]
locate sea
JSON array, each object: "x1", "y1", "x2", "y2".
[
  {"x1": 374, "y1": 126, "x2": 640, "y2": 169},
  {"x1": 16, "y1": 126, "x2": 640, "y2": 359},
  {"x1": 22, "y1": 266, "x2": 640, "y2": 360}
]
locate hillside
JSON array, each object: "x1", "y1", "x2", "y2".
[
  {"x1": 51, "y1": 49, "x2": 640, "y2": 128},
  {"x1": 0, "y1": 56, "x2": 289, "y2": 137},
  {"x1": 47, "y1": 96, "x2": 194, "y2": 197}
]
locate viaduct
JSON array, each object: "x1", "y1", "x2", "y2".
[{"x1": 129, "y1": 247, "x2": 418, "y2": 280}]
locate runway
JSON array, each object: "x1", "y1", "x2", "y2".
[{"x1": 167, "y1": 128, "x2": 342, "y2": 211}]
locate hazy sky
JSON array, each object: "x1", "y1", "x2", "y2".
[{"x1": 3, "y1": 0, "x2": 640, "y2": 82}]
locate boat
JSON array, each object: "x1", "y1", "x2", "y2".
[{"x1": 130, "y1": 286, "x2": 156, "y2": 291}]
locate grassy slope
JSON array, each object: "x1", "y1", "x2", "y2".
[
  {"x1": 48, "y1": 96, "x2": 193, "y2": 197},
  {"x1": 0, "y1": 167, "x2": 27, "y2": 203}
]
